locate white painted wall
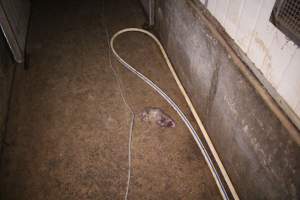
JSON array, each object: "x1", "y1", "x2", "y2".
[{"x1": 199, "y1": 0, "x2": 300, "y2": 120}]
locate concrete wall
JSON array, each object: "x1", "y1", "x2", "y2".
[
  {"x1": 155, "y1": 0, "x2": 299, "y2": 199},
  {"x1": 0, "y1": 31, "x2": 15, "y2": 153},
  {"x1": 198, "y1": 0, "x2": 300, "y2": 129}
]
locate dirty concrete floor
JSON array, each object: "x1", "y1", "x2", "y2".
[{"x1": 0, "y1": 0, "x2": 221, "y2": 199}]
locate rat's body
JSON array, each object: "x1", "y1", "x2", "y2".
[{"x1": 141, "y1": 107, "x2": 176, "y2": 128}]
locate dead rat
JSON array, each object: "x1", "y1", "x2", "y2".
[{"x1": 141, "y1": 107, "x2": 176, "y2": 128}]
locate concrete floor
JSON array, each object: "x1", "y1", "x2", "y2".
[{"x1": 0, "y1": 0, "x2": 221, "y2": 199}]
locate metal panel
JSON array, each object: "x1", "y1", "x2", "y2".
[
  {"x1": 277, "y1": 49, "x2": 300, "y2": 110},
  {"x1": 272, "y1": 0, "x2": 300, "y2": 45}
]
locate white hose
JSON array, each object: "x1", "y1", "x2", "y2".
[
  {"x1": 110, "y1": 28, "x2": 230, "y2": 200},
  {"x1": 101, "y1": 1, "x2": 134, "y2": 199},
  {"x1": 104, "y1": 28, "x2": 134, "y2": 200}
]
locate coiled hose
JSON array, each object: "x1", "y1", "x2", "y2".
[{"x1": 110, "y1": 28, "x2": 234, "y2": 200}]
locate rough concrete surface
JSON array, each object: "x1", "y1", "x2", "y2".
[
  {"x1": 156, "y1": 0, "x2": 300, "y2": 199},
  {"x1": 0, "y1": 0, "x2": 221, "y2": 199}
]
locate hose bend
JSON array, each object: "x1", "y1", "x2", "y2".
[{"x1": 110, "y1": 28, "x2": 230, "y2": 200}]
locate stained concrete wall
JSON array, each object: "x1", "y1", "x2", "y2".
[
  {"x1": 199, "y1": 0, "x2": 300, "y2": 127},
  {"x1": 155, "y1": 0, "x2": 299, "y2": 199},
  {"x1": 0, "y1": 31, "x2": 15, "y2": 153}
]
